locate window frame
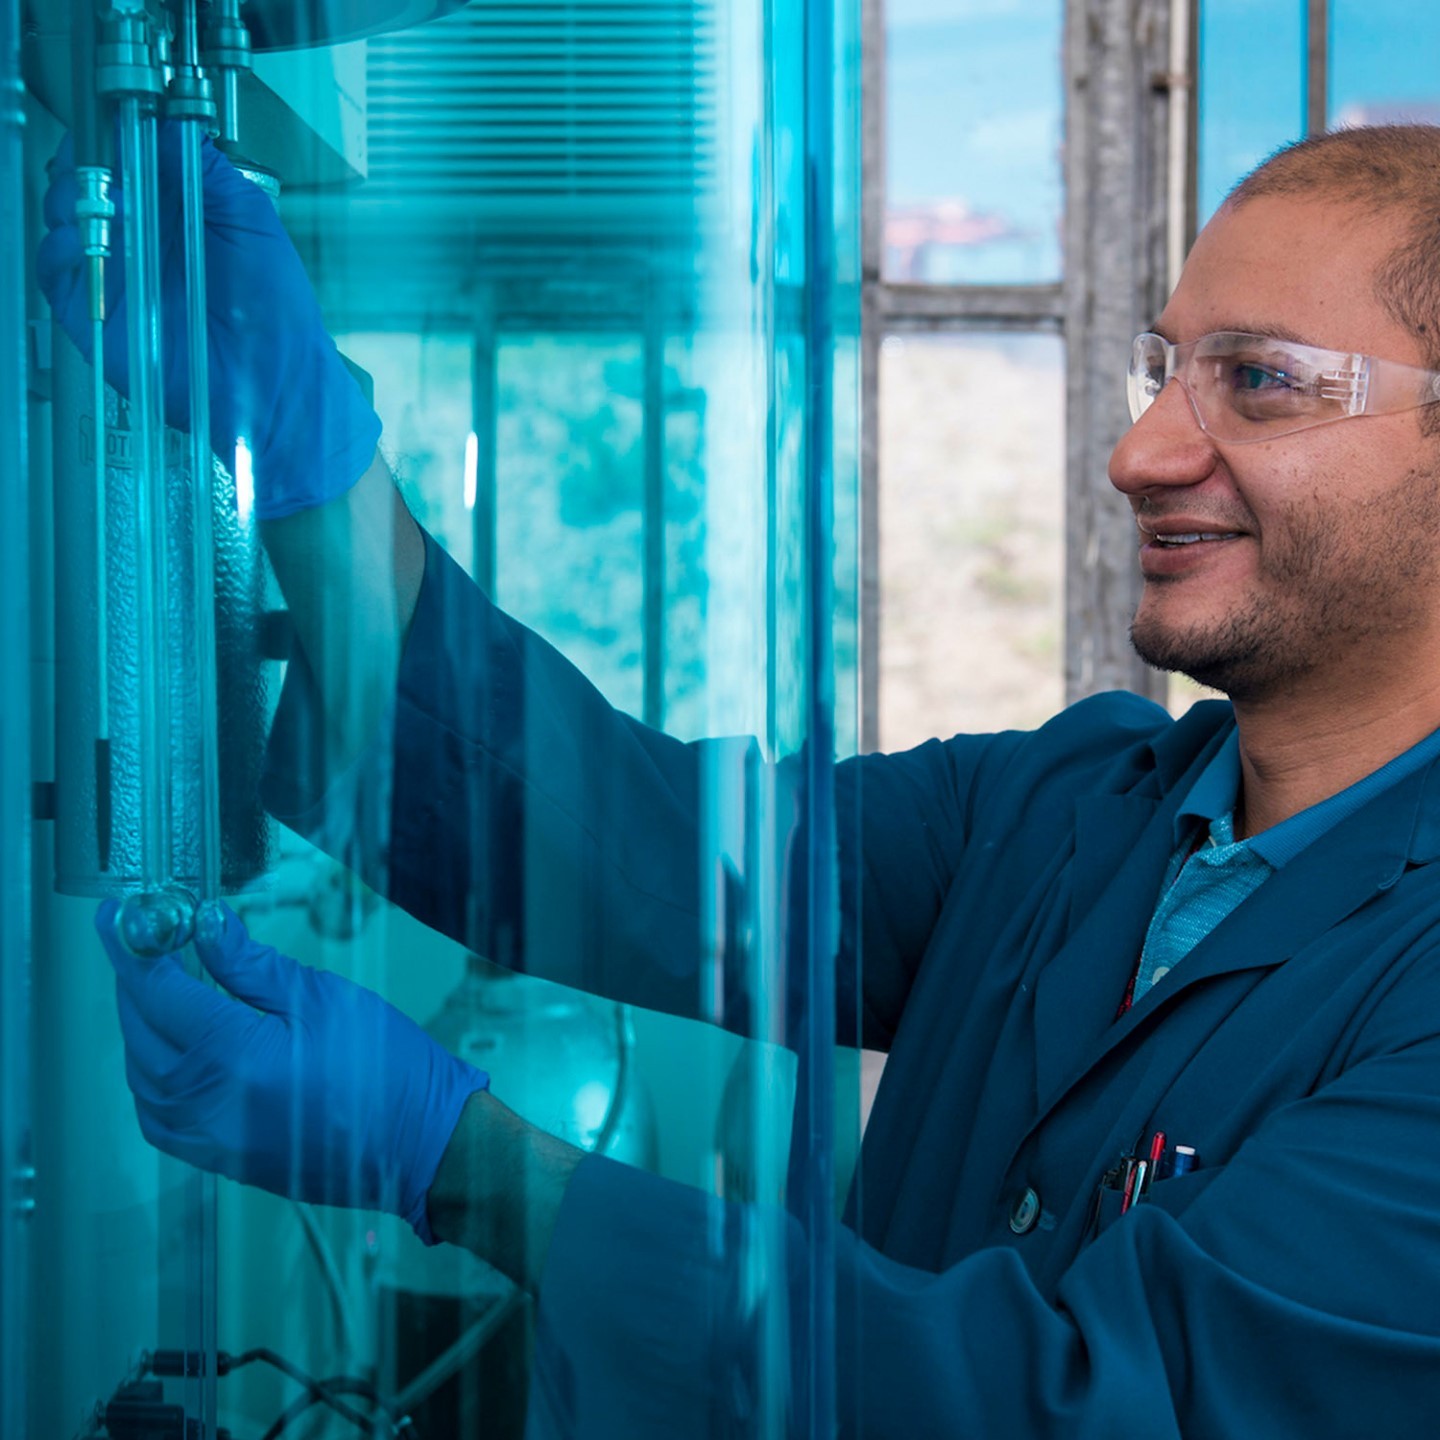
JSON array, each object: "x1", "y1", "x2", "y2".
[{"x1": 859, "y1": 0, "x2": 1198, "y2": 749}]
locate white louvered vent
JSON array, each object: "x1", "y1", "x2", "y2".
[{"x1": 362, "y1": 0, "x2": 719, "y2": 237}]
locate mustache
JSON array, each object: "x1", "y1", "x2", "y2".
[{"x1": 1134, "y1": 504, "x2": 1255, "y2": 534}]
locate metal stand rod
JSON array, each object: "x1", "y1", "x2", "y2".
[{"x1": 72, "y1": 0, "x2": 116, "y2": 868}]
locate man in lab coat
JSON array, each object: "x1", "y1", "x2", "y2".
[{"x1": 47, "y1": 121, "x2": 1440, "y2": 1434}]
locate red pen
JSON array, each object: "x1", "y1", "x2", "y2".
[{"x1": 1145, "y1": 1130, "x2": 1167, "y2": 1192}]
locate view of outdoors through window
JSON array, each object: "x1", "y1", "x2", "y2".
[
  {"x1": 879, "y1": 333, "x2": 1064, "y2": 749},
  {"x1": 881, "y1": 0, "x2": 1440, "y2": 744},
  {"x1": 884, "y1": 0, "x2": 1063, "y2": 286}
]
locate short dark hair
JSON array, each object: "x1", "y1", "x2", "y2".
[{"x1": 1226, "y1": 125, "x2": 1440, "y2": 381}]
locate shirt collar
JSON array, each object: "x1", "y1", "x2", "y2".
[
  {"x1": 1173, "y1": 731, "x2": 1241, "y2": 844},
  {"x1": 1173, "y1": 721, "x2": 1440, "y2": 869}
]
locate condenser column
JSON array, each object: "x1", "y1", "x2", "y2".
[{"x1": 98, "y1": 6, "x2": 175, "y2": 911}]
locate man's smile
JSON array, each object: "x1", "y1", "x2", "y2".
[
  {"x1": 1136, "y1": 517, "x2": 1250, "y2": 577},
  {"x1": 1143, "y1": 529, "x2": 1246, "y2": 546}
]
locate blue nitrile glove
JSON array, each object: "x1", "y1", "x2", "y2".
[
  {"x1": 37, "y1": 129, "x2": 381, "y2": 519},
  {"x1": 96, "y1": 899, "x2": 488, "y2": 1244}
]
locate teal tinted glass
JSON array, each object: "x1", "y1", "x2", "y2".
[{"x1": 10, "y1": 0, "x2": 860, "y2": 1434}]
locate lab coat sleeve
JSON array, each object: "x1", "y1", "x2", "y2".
[
  {"x1": 263, "y1": 531, "x2": 1010, "y2": 1040},
  {"x1": 529, "y1": 997, "x2": 1440, "y2": 1439}
]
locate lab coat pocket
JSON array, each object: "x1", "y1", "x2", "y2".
[
  {"x1": 1091, "y1": 1165, "x2": 1225, "y2": 1241},
  {"x1": 1141, "y1": 1165, "x2": 1224, "y2": 1221}
]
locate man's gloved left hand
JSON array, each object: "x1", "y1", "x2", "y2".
[
  {"x1": 97, "y1": 899, "x2": 489, "y2": 1244},
  {"x1": 37, "y1": 128, "x2": 382, "y2": 520}
]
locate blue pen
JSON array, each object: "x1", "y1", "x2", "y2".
[{"x1": 1170, "y1": 1144, "x2": 1199, "y2": 1177}]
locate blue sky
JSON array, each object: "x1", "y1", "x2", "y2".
[{"x1": 885, "y1": 0, "x2": 1440, "y2": 284}]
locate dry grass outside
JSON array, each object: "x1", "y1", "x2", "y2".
[{"x1": 879, "y1": 334, "x2": 1066, "y2": 751}]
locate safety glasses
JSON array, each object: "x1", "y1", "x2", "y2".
[{"x1": 1127, "y1": 330, "x2": 1440, "y2": 442}]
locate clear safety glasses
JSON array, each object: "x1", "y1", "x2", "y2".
[{"x1": 1127, "y1": 330, "x2": 1440, "y2": 443}]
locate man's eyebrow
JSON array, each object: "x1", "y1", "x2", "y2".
[{"x1": 1149, "y1": 320, "x2": 1318, "y2": 346}]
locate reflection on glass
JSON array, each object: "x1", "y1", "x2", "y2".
[
  {"x1": 884, "y1": 0, "x2": 1062, "y2": 284},
  {"x1": 879, "y1": 332, "x2": 1063, "y2": 747}
]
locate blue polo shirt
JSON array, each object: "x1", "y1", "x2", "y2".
[{"x1": 1133, "y1": 723, "x2": 1440, "y2": 1002}]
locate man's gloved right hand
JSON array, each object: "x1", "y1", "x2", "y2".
[
  {"x1": 98, "y1": 899, "x2": 489, "y2": 1245},
  {"x1": 37, "y1": 129, "x2": 382, "y2": 520}
]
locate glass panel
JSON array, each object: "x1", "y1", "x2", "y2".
[
  {"x1": 0, "y1": 6, "x2": 28, "y2": 1433},
  {"x1": 878, "y1": 332, "x2": 1064, "y2": 749},
  {"x1": 884, "y1": 0, "x2": 1063, "y2": 284},
  {"x1": 16, "y1": 0, "x2": 858, "y2": 1436},
  {"x1": 1330, "y1": 1, "x2": 1440, "y2": 126},
  {"x1": 338, "y1": 330, "x2": 477, "y2": 566},
  {"x1": 492, "y1": 333, "x2": 648, "y2": 716},
  {"x1": 1198, "y1": 0, "x2": 1303, "y2": 221}
]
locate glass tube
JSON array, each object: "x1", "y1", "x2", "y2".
[
  {"x1": 180, "y1": 121, "x2": 222, "y2": 902},
  {"x1": 118, "y1": 97, "x2": 174, "y2": 892}
]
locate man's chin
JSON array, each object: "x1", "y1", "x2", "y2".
[
  {"x1": 1128, "y1": 612, "x2": 1303, "y2": 701},
  {"x1": 1129, "y1": 616, "x2": 1244, "y2": 696}
]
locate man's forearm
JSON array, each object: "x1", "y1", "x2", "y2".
[
  {"x1": 427, "y1": 1090, "x2": 585, "y2": 1292},
  {"x1": 259, "y1": 450, "x2": 426, "y2": 773}
]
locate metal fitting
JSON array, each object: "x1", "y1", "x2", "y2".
[
  {"x1": 166, "y1": 0, "x2": 217, "y2": 124},
  {"x1": 95, "y1": 7, "x2": 164, "y2": 99},
  {"x1": 201, "y1": 0, "x2": 253, "y2": 75},
  {"x1": 73, "y1": 166, "x2": 115, "y2": 259},
  {"x1": 202, "y1": 0, "x2": 252, "y2": 145},
  {"x1": 165, "y1": 66, "x2": 216, "y2": 125},
  {"x1": 151, "y1": 6, "x2": 173, "y2": 72}
]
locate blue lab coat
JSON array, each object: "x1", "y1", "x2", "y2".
[{"x1": 267, "y1": 534, "x2": 1440, "y2": 1437}]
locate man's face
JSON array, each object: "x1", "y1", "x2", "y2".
[{"x1": 1108, "y1": 193, "x2": 1440, "y2": 701}]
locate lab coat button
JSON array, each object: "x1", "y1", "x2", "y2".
[{"x1": 1009, "y1": 1186, "x2": 1041, "y2": 1235}]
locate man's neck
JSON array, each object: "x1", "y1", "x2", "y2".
[{"x1": 1231, "y1": 675, "x2": 1440, "y2": 839}]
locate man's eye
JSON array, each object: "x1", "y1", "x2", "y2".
[{"x1": 1231, "y1": 362, "x2": 1294, "y2": 392}]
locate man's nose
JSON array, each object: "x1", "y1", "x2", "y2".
[{"x1": 1108, "y1": 378, "x2": 1219, "y2": 497}]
